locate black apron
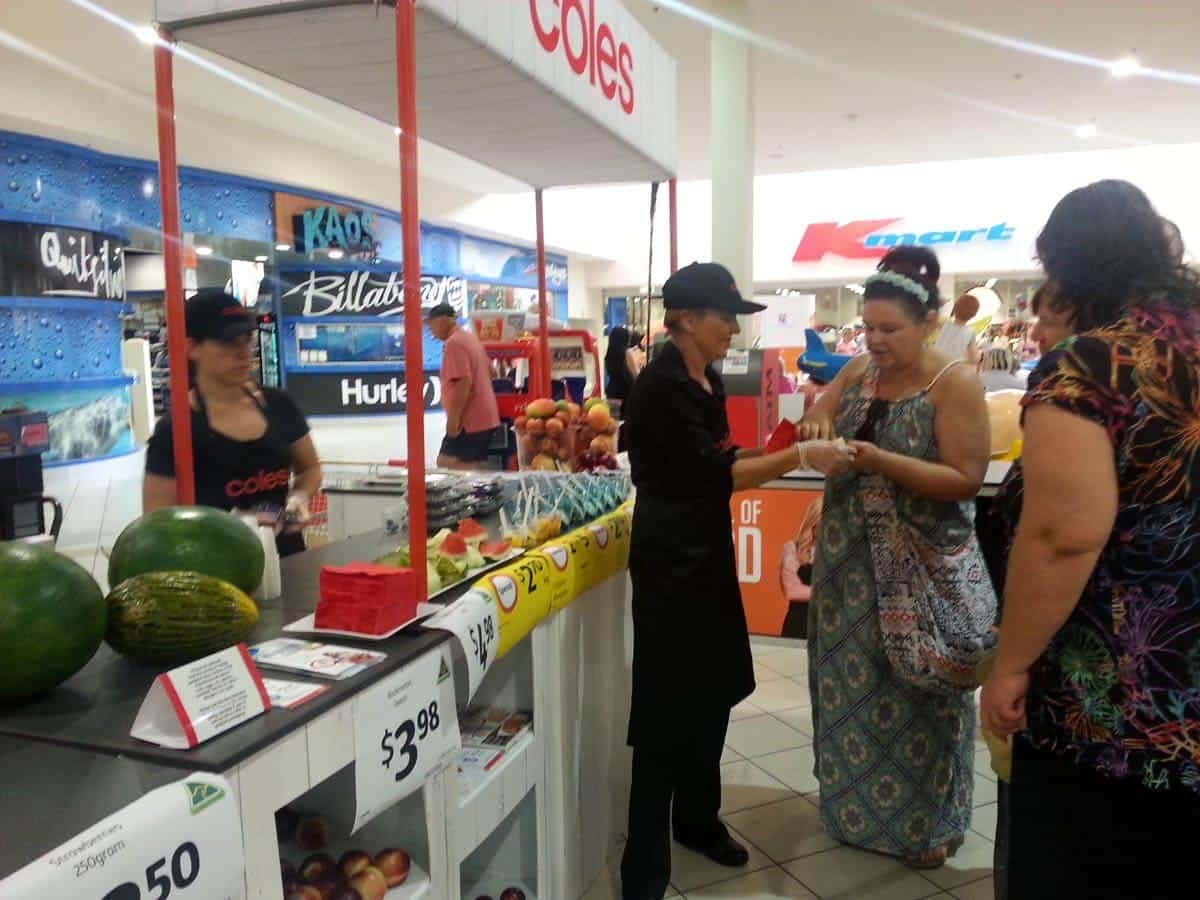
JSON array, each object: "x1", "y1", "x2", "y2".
[
  {"x1": 624, "y1": 343, "x2": 755, "y2": 747},
  {"x1": 191, "y1": 388, "x2": 306, "y2": 557}
]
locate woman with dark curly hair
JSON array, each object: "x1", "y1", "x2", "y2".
[{"x1": 982, "y1": 180, "x2": 1200, "y2": 898}]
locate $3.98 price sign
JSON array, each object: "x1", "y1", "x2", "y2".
[
  {"x1": 353, "y1": 647, "x2": 460, "y2": 832},
  {"x1": 380, "y1": 700, "x2": 441, "y2": 781},
  {"x1": 100, "y1": 842, "x2": 200, "y2": 900}
]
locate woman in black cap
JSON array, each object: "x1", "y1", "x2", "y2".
[
  {"x1": 142, "y1": 288, "x2": 322, "y2": 557},
  {"x1": 620, "y1": 262, "x2": 854, "y2": 900}
]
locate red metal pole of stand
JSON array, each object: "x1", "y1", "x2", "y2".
[
  {"x1": 396, "y1": 0, "x2": 427, "y2": 597},
  {"x1": 668, "y1": 178, "x2": 679, "y2": 274},
  {"x1": 153, "y1": 29, "x2": 195, "y2": 505},
  {"x1": 535, "y1": 188, "x2": 551, "y2": 398}
]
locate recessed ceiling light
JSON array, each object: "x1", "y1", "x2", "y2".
[
  {"x1": 275, "y1": 243, "x2": 291, "y2": 252},
  {"x1": 1110, "y1": 56, "x2": 1141, "y2": 79},
  {"x1": 254, "y1": 255, "x2": 268, "y2": 262},
  {"x1": 1075, "y1": 122, "x2": 1098, "y2": 139},
  {"x1": 327, "y1": 248, "x2": 345, "y2": 260},
  {"x1": 135, "y1": 25, "x2": 157, "y2": 45},
  {"x1": 141, "y1": 178, "x2": 155, "y2": 198},
  {"x1": 194, "y1": 245, "x2": 213, "y2": 256}
]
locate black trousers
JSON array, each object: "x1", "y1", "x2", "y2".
[
  {"x1": 1009, "y1": 737, "x2": 1200, "y2": 900},
  {"x1": 620, "y1": 714, "x2": 729, "y2": 900}
]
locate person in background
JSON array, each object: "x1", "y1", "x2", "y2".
[
  {"x1": 800, "y1": 246, "x2": 994, "y2": 870},
  {"x1": 621, "y1": 262, "x2": 853, "y2": 900},
  {"x1": 605, "y1": 326, "x2": 645, "y2": 418},
  {"x1": 977, "y1": 347, "x2": 1026, "y2": 392},
  {"x1": 836, "y1": 326, "x2": 858, "y2": 355},
  {"x1": 143, "y1": 289, "x2": 321, "y2": 557},
  {"x1": 779, "y1": 497, "x2": 823, "y2": 637},
  {"x1": 427, "y1": 303, "x2": 502, "y2": 470},
  {"x1": 982, "y1": 180, "x2": 1200, "y2": 899},
  {"x1": 933, "y1": 292, "x2": 981, "y2": 363}
]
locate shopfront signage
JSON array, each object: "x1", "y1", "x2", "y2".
[
  {"x1": 293, "y1": 204, "x2": 376, "y2": 254},
  {"x1": 352, "y1": 647, "x2": 460, "y2": 831},
  {"x1": 0, "y1": 222, "x2": 125, "y2": 299},
  {"x1": 279, "y1": 270, "x2": 468, "y2": 319},
  {"x1": 792, "y1": 218, "x2": 1016, "y2": 263},
  {"x1": 530, "y1": 0, "x2": 636, "y2": 114},
  {"x1": 0, "y1": 774, "x2": 242, "y2": 900},
  {"x1": 286, "y1": 372, "x2": 443, "y2": 416}
]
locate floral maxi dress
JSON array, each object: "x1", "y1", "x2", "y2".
[{"x1": 808, "y1": 372, "x2": 976, "y2": 857}]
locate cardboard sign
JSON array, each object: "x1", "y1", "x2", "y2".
[
  {"x1": 353, "y1": 646, "x2": 460, "y2": 832},
  {"x1": 130, "y1": 645, "x2": 270, "y2": 749},
  {"x1": 0, "y1": 774, "x2": 242, "y2": 899},
  {"x1": 425, "y1": 588, "x2": 500, "y2": 700}
]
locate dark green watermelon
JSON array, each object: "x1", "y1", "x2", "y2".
[
  {"x1": 0, "y1": 541, "x2": 106, "y2": 703},
  {"x1": 108, "y1": 506, "x2": 265, "y2": 594}
]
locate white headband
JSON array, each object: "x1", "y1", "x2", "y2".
[{"x1": 864, "y1": 270, "x2": 930, "y2": 305}]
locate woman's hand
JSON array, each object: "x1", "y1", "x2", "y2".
[
  {"x1": 798, "y1": 413, "x2": 834, "y2": 441},
  {"x1": 283, "y1": 492, "x2": 311, "y2": 532},
  {"x1": 981, "y1": 668, "x2": 1030, "y2": 737},
  {"x1": 801, "y1": 439, "x2": 856, "y2": 476},
  {"x1": 848, "y1": 440, "x2": 888, "y2": 473}
]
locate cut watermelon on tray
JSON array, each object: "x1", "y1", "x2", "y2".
[{"x1": 479, "y1": 539, "x2": 513, "y2": 561}]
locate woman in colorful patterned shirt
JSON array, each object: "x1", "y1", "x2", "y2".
[{"x1": 982, "y1": 180, "x2": 1200, "y2": 898}]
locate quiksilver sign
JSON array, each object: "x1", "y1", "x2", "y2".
[
  {"x1": 0, "y1": 222, "x2": 125, "y2": 299},
  {"x1": 279, "y1": 269, "x2": 467, "y2": 319}
]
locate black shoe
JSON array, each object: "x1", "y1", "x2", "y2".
[{"x1": 673, "y1": 828, "x2": 750, "y2": 868}]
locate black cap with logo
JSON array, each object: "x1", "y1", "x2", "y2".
[
  {"x1": 185, "y1": 289, "x2": 256, "y2": 342},
  {"x1": 661, "y1": 262, "x2": 766, "y2": 315}
]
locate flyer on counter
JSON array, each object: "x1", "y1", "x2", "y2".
[
  {"x1": 249, "y1": 638, "x2": 386, "y2": 680},
  {"x1": 263, "y1": 678, "x2": 330, "y2": 709}
]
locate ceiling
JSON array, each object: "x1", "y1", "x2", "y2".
[{"x1": 625, "y1": 0, "x2": 1200, "y2": 177}]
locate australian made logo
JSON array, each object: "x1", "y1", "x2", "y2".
[
  {"x1": 185, "y1": 781, "x2": 226, "y2": 815},
  {"x1": 793, "y1": 218, "x2": 1015, "y2": 263}
]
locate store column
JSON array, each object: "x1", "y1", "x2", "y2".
[{"x1": 710, "y1": 0, "x2": 755, "y2": 347}]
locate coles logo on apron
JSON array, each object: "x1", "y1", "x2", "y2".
[{"x1": 225, "y1": 468, "x2": 290, "y2": 498}]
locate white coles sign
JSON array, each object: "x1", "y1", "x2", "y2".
[{"x1": 1, "y1": 774, "x2": 243, "y2": 900}]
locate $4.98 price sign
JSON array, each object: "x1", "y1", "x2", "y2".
[
  {"x1": 353, "y1": 646, "x2": 460, "y2": 832},
  {"x1": 380, "y1": 699, "x2": 441, "y2": 781},
  {"x1": 1, "y1": 776, "x2": 241, "y2": 900},
  {"x1": 426, "y1": 588, "x2": 499, "y2": 699}
]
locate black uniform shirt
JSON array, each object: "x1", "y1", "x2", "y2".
[{"x1": 623, "y1": 341, "x2": 754, "y2": 745}]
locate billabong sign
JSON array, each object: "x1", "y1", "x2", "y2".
[
  {"x1": 279, "y1": 269, "x2": 467, "y2": 319},
  {"x1": 793, "y1": 219, "x2": 1015, "y2": 263}
]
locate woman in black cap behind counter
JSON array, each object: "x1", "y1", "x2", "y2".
[
  {"x1": 620, "y1": 262, "x2": 854, "y2": 900},
  {"x1": 143, "y1": 289, "x2": 322, "y2": 557}
]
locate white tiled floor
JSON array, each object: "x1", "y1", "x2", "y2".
[{"x1": 584, "y1": 641, "x2": 998, "y2": 900}]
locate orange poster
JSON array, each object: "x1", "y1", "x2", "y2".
[{"x1": 731, "y1": 488, "x2": 824, "y2": 639}]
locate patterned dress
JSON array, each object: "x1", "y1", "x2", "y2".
[{"x1": 808, "y1": 368, "x2": 977, "y2": 857}]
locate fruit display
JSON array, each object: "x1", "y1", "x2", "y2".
[
  {"x1": 375, "y1": 519, "x2": 514, "y2": 595},
  {"x1": 0, "y1": 541, "x2": 107, "y2": 703},
  {"x1": 104, "y1": 571, "x2": 260, "y2": 664},
  {"x1": 282, "y1": 845, "x2": 412, "y2": 900},
  {"x1": 108, "y1": 505, "x2": 266, "y2": 595},
  {"x1": 513, "y1": 396, "x2": 620, "y2": 473},
  {"x1": 499, "y1": 470, "x2": 630, "y2": 543},
  {"x1": 575, "y1": 399, "x2": 620, "y2": 473}
]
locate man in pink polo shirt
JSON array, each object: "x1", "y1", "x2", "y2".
[{"x1": 427, "y1": 303, "x2": 501, "y2": 469}]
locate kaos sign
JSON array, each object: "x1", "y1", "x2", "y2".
[
  {"x1": 530, "y1": 0, "x2": 635, "y2": 115},
  {"x1": 792, "y1": 218, "x2": 1015, "y2": 263}
]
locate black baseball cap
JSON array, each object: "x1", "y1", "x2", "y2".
[
  {"x1": 426, "y1": 302, "x2": 457, "y2": 320},
  {"x1": 185, "y1": 289, "x2": 255, "y2": 342},
  {"x1": 662, "y1": 262, "x2": 766, "y2": 315}
]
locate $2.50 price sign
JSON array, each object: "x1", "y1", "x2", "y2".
[
  {"x1": 1, "y1": 775, "x2": 242, "y2": 900},
  {"x1": 426, "y1": 588, "x2": 499, "y2": 699},
  {"x1": 353, "y1": 645, "x2": 460, "y2": 832}
]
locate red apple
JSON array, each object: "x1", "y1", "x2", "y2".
[
  {"x1": 296, "y1": 816, "x2": 330, "y2": 851},
  {"x1": 312, "y1": 872, "x2": 348, "y2": 900},
  {"x1": 373, "y1": 848, "x2": 411, "y2": 887},
  {"x1": 287, "y1": 887, "x2": 322, "y2": 900},
  {"x1": 299, "y1": 853, "x2": 338, "y2": 884},
  {"x1": 501, "y1": 888, "x2": 527, "y2": 900},
  {"x1": 348, "y1": 866, "x2": 388, "y2": 900},
  {"x1": 330, "y1": 888, "x2": 363, "y2": 900},
  {"x1": 338, "y1": 850, "x2": 372, "y2": 879}
]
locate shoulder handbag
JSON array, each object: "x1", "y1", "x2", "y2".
[{"x1": 860, "y1": 474, "x2": 998, "y2": 695}]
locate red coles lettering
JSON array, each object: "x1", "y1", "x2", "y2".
[
  {"x1": 528, "y1": 0, "x2": 635, "y2": 115},
  {"x1": 226, "y1": 468, "x2": 290, "y2": 498}
]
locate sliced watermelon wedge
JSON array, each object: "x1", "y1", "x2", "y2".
[
  {"x1": 457, "y1": 517, "x2": 488, "y2": 545},
  {"x1": 479, "y1": 539, "x2": 513, "y2": 561},
  {"x1": 440, "y1": 532, "x2": 469, "y2": 558}
]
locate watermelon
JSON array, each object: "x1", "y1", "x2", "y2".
[
  {"x1": 457, "y1": 518, "x2": 488, "y2": 546},
  {"x1": 109, "y1": 506, "x2": 265, "y2": 594},
  {"x1": 105, "y1": 571, "x2": 260, "y2": 664},
  {"x1": 479, "y1": 540, "x2": 512, "y2": 561},
  {"x1": 0, "y1": 542, "x2": 106, "y2": 703}
]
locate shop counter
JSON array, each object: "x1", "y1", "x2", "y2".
[{"x1": 736, "y1": 461, "x2": 1013, "y2": 640}]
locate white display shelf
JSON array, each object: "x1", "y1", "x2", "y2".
[
  {"x1": 461, "y1": 880, "x2": 536, "y2": 900},
  {"x1": 452, "y1": 730, "x2": 540, "y2": 862},
  {"x1": 385, "y1": 861, "x2": 432, "y2": 900}
]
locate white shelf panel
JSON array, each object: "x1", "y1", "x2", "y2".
[{"x1": 453, "y1": 731, "x2": 540, "y2": 862}]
